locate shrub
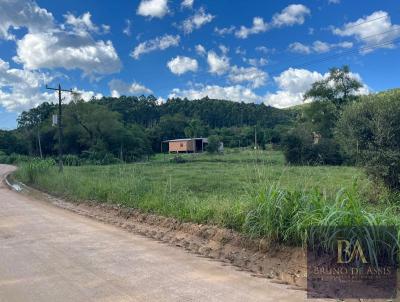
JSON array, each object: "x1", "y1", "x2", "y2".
[
  {"x1": 207, "y1": 135, "x2": 221, "y2": 153},
  {"x1": 282, "y1": 127, "x2": 343, "y2": 165},
  {"x1": 336, "y1": 89, "x2": 400, "y2": 190},
  {"x1": 63, "y1": 154, "x2": 82, "y2": 166},
  {"x1": 0, "y1": 152, "x2": 30, "y2": 164},
  {"x1": 170, "y1": 155, "x2": 187, "y2": 164}
]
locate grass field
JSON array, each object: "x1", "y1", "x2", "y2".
[{"x1": 15, "y1": 149, "x2": 398, "y2": 245}]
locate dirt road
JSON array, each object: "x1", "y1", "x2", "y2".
[{"x1": 0, "y1": 164, "x2": 314, "y2": 302}]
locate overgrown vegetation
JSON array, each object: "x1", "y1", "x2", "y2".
[
  {"x1": 15, "y1": 150, "x2": 397, "y2": 246},
  {"x1": 336, "y1": 89, "x2": 400, "y2": 191}
]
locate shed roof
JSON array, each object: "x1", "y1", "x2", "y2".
[{"x1": 162, "y1": 138, "x2": 208, "y2": 143}]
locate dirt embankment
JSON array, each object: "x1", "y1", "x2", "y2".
[{"x1": 7, "y1": 174, "x2": 308, "y2": 289}]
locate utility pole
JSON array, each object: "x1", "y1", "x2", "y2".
[
  {"x1": 46, "y1": 84, "x2": 76, "y2": 172},
  {"x1": 254, "y1": 126, "x2": 257, "y2": 150}
]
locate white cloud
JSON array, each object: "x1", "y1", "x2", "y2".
[
  {"x1": 288, "y1": 40, "x2": 353, "y2": 54},
  {"x1": 233, "y1": 4, "x2": 310, "y2": 39},
  {"x1": 207, "y1": 51, "x2": 230, "y2": 75},
  {"x1": 195, "y1": 44, "x2": 206, "y2": 56},
  {"x1": 228, "y1": 66, "x2": 267, "y2": 88},
  {"x1": 108, "y1": 79, "x2": 152, "y2": 97},
  {"x1": 288, "y1": 42, "x2": 311, "y2": 54},
  {"x1": 1, "y1": 1, "x2": 121, "y2": 77},
  {"x1": 329, "y1": 0, "x2": 340, "y2": 4},
  {"x1": 123, "y1": 19, "x2": 131, "y2": 36},
  {"x1": 15, "y1": 31, "x2": 121, "y2": 76},
  {"x1": 214, "y1": 26, "x2": 235, "y2": 36},
  {"x1": 235, "y1": 47, "x2": 246, "y2": 56},
  {"x1": 235, "y1": 17, "x2": 268, "y2": 39},
  {"x1": 244, "y1": 57, "x2": 268, "y2": 67},
  {"x1": 131, "y1": 34, "x2": 180, "y2": 59},
  {"x1": 167, "y1": 56, "x2": 198, "y2": 75},
  {"x1": 182, "y1": 7, "x2": 214, "y2": 34},
  {"x1": 137, "y1": 0, "x2": 169, "y2": 18},
  {"x1": 264, "y1": 68, "x2": 324, "y2": 108},
  {"x1": 333, "y1": 11, "x2": 400, "y2": 53},
  {"x1": 169, "y1": 85, "x2": 259, "y2": 103},
  {"x1": 255, "y1": 46, "x2": 274, "y2": 54},
  {"x1": 219, "y1": 44, "x2": 229, "y2": 55},
  {"x1": 0, "y1": 58, "x2": 102, "y2": 111},
  {"x1": 63, "y1": 12, "x2": 107, "y2": 34},
  {"x1": 0, "y1": 0, "x2": 54, "y2": 40},
  {"x1": 181, "y1": 0, "x2": 194, "y2": 9},
  {"x1": 271, "y1": 4, "x2": 310, "y2": 27}
]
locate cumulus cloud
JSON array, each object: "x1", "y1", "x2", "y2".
[
  {"x1": 332, "y1": 11, "x2": 400, "y2": 53},
  {"x1": 131, "y1": 34, "x2": 180, "y2": 59},
  {"x1": 243, "y1": 57, "x2": 268, "y2": 67},
  {"x1": 228, "y1": 66, "x2": 267, "y2": 88},
  {"x1": 2, "y1": 1, "x2": 121, "y2": 77},
  {"x1": 0, "y1": 58, "x2": 102, "y2": 111},
  {"x1": 182, "y1": 7, "x2": 214, "y2": 34},
  {"x1": 233, "y1": 4, "x2": 310, "y2": 39},
  {"x1": 169, "y1": 85, "x2": 259, "y2": 103},
  {"x1": 214, "y1": 26, "x2": 235, "y2": 36},
  {"x1": 137, "y1": 0, "x2": 169, "y2": 18},
  {"x1": 63, "y1": 12, "x2": 108, "y2": 34},
  {"x1": 181, "y1": 0, "x2": 194, "y2": 9},
  {"x1": 288, "y1": 40, "x2": 353, "y2": 54},
  {"x1": 15, "y1": 31, "x2": 121, "y2": 76},
  {"x1": 167, "y1": 56, "x2": 198, "y2": 75},
  {"x1": 123, "y1": 19, "x2": 131, "y2": 36},
  {"x1": 255, "y1": 46, "x2": 274, "y2": 54},
  {"x1": 235, "y1": 17, "x2": 268, "y2": 39},
  {"x1": 0, "y1": 0, "x2": 54, "y2": 40},
  {"x1": 207, "y1": 51, "x2": 230, "y2": 75},
  {"x1": 108, "y1": 79, "x2": 152, "y2": 97},
  {"x1": 195, "y1": 44, "x2": 206, "y2": 56},
  {"x1": 271, "y1": 4, "x2": 311, "y2": 27}
]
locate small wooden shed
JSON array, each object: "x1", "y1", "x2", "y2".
[{"x1": 163, "y1": 138, "x2": 208, "y2": 153}]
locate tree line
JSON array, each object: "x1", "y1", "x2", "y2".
[{"x1": 0, "y1": 95, "x2": 295, "y2": 164}]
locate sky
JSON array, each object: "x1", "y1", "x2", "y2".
[{"x1": 0, "y1": 0, "x2": 399, "y2": 129}]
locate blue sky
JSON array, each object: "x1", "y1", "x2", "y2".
[{"x1": 0, "y1": 0, "x2": 399, "y2": 129}]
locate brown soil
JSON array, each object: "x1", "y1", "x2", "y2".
[{"x1": 9, "y1": 176, "x2": 308, "y2": 289}]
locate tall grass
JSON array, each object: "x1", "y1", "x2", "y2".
[{"x1": 14, "y1": 157, "x2": 400, "y2": 248}]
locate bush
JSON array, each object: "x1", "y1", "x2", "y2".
[
  {"x1": 80, "y1": 150, "x2": 122, "y2": 165},
  {"x1": 63, "y1": 154, "x2": 82, "y2": 166},
  {"x1": 207, "y1": 135, "x2": 220, "y2": 153},
  {"x1": 0, "y1": 152, "x2": 31, "y2": 164},
  {"x1": 282, "y1": 127, "x2": 343, "y2": 165},
  {"x1": 170, "y1": 155, "x2": 187, "y2": 163},
  {"x1": 336, "y1": 89, "x2": 400, "y2": 190}
]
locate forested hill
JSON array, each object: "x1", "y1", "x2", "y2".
[
  {"x1": 1, "y1": 96, "x2": 296, "y2": 161},
  {"x1": 98, "y1": 96, "x2": 293, "y2": 129}
]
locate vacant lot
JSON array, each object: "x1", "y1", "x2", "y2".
[{"x1": 16, "y1": 149, "x2": 396, "y2": 245}]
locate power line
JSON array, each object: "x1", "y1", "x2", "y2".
[
  {"x1": 333, "y1": 13, "x2": 389, "y2": 30},
  {"x1": 267, "y1": 35, "x2": 400, "y2": 76},
  {"x1": 269, "y1": 27, "x2": 400, "y2": 70}
]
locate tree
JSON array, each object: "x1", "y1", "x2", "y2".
[
  {"x1": 304, "y1": 65, "x2": 362, "y2": 109},
  {"x1": 184, "y1": 118, "x2": 206, "y2": 138},
  {"x1": 336, "y1": 89, "x2": 400, "y2": 190},
  {"x1": 17, "y1": 102, "x2": 55, "y2": 158}
]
